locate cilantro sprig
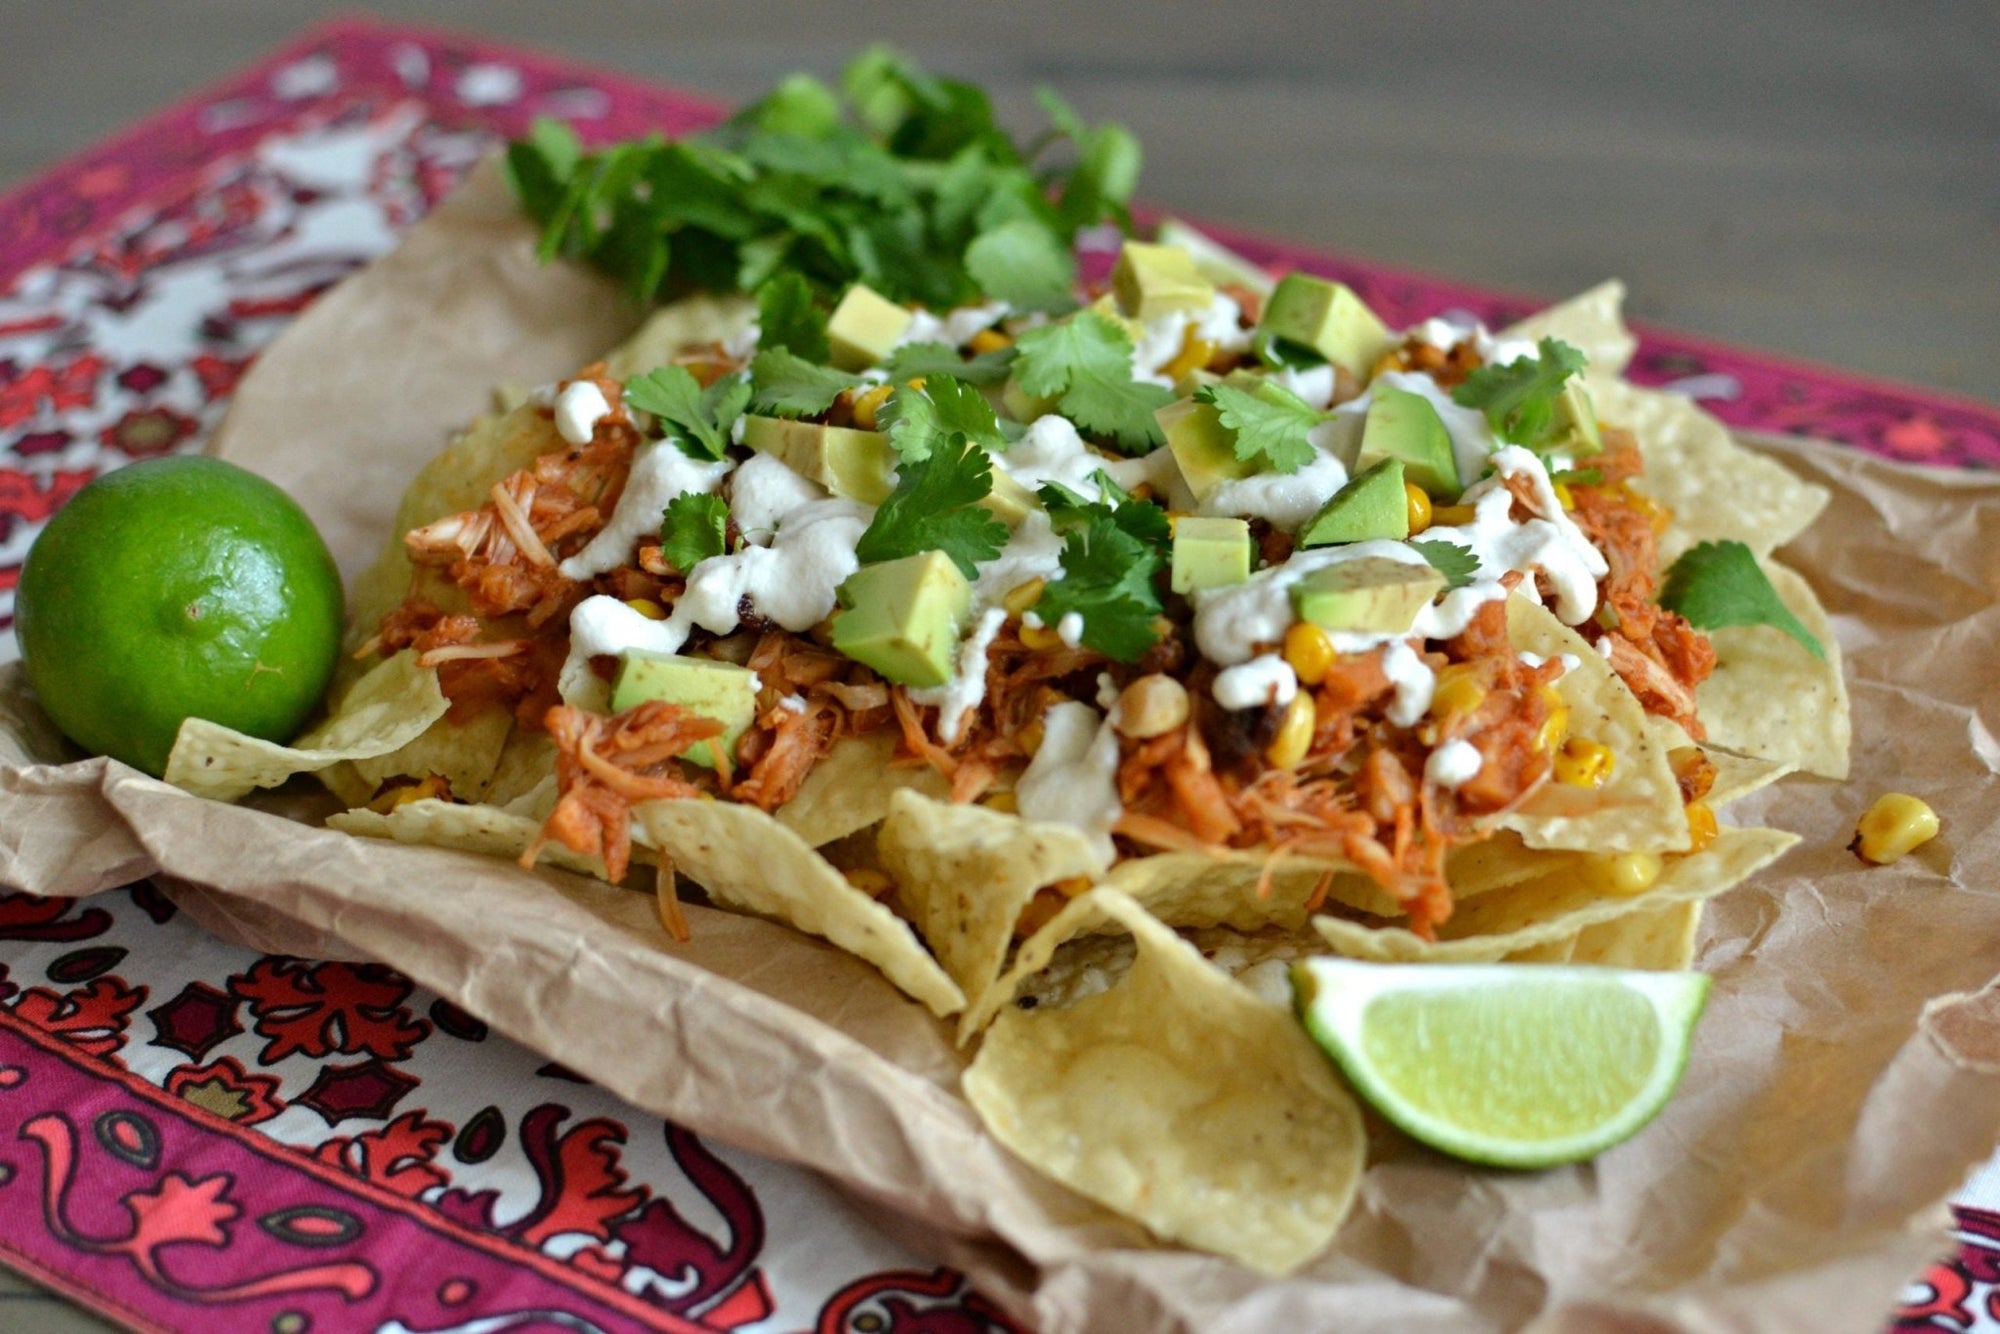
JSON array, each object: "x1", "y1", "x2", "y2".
[
  {"x1": 1409, "y1": 539, "x2": 1479, "y2": 591},
  {"x1": 659, "y1": 492, "x2": 730, "y2": 573},
  {"x1": 877, "y1": 374, "x2": 1005, "y2": 463},
  {"x1": 506, "y1": 48, "x2": 1138, "y2": 311},
  {"x1": 747, "y1": 348, "x2": 863, "y2": 418},
  {"x1": 853, "y1": 433, "x2": 1009, "y2": 578},
  {"x1": 1659, "y1": 540, "x2": 1825, "y2": 660},
  {"x1": 1011, "y1": 311, "x2": 1175, "y2": 454},
  {"x1": 1032, "y1": 476, "x2": 1169, "y2": 662},
  {"x1": 882, "y1": 340, "x2": 1015, "y2": 386},
  {"x1": 1194, "y1": 380, "x2": 1325, "y2": 474},
  {"x1": 1451, "y1": 337, "x2": 1587, "y2": 449},
  {"x1": 755, "y1": 271, "x2": 830, "y2": 361},
  {"x1": 625, "y1": 367, "x2": 751, "y2": 461}
]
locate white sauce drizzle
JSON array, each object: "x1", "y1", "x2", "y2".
[
  {"x1": 729, "y1": 451, "x2": 823, "y2": 545},
  {"x1": 1267, "y1": 362, "x2": 1337, "y2": 411},
  {"x1": 1425, "y1": 738, "x2": 1484, "y2": 789},
  {"x1": 1381, "y1": 640, "x2": 1434, "y2": 726},
  {"x1": 1197, "y1": 419, "x2": 1351, "y2": 530},
  {"x1": 908, "y1": 607, "x2": 1007, "y2": 744},
  {"x1": 1129, "y1": 291, "x2": 1251, "y2": 386},
  {"x1": 1015, "y1": 700, "x2": 1123, "y2": 869},
  {"x1": 1212, "y1": 654, "x2": 1299, "y2": 711},
  {"x1": 558, "y1": 443, "x2": 733, "y2": 582},
  {"x1": 553, "y1": 381, "x2": 611, "y2": 446}
]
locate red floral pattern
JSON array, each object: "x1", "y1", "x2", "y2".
[{"x1": 231, "y1": 959, "x2": 430, "y2": 1063}]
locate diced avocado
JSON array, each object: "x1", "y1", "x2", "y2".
[
  {"x1": 1354, "y1": 387, "x2": 1461, "y2": 501},
  {"x1": 1546, "y1": 381, "x2": 1604, "y2": 458},
  {"x1": 827, "y1": 283, "x2": 913, "y2": 371},
  {"x1": 1112, "y1": 241, "x2": 1216, "y2": 321},
  {"x1": 1298, "y1": 458, "x2": 1409, "y2": 548},
  {"x1": 979, "y1": 462, "x2": 1041, "y2": 529},
  {"x1": 1001, "y1": 377, "x2": 1058, "y2": 423},
  {"x1": 1289, "y1": 556, "x2": 1446, "y2": 635},
  {"x1": 1155, "y1": 219, "x2": 1276, "y2": 298},
  {"x1": 1171, "y1": 516, "x2": 1253, "y2": 594},
  {"x1": 1156, "y1": 396, "x2": 1256, "y2": 502},
  {"x1": 741, "y1": 415, "x2": 895, "y2": 504},
  {"x1": 830, "y1": 550, "x2": 973, "y2": 688},
  {"x1": 1258, "y1": 274, "x2": 1397, "y2": 378},
  {"x1": 1084, "y1": 293, "x2": 1147, "y2": 343},
  {"x1": 610, "y1": 653, "x2": 760, "y2": 771}
]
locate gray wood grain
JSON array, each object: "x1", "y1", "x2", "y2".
[{"x1": 0, "y1": 1, "x2": 1994, "y2": 402}]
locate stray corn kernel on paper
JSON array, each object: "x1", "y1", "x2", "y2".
[{"x1": 5, "y1": 160, "x2": 2000, "y2": 1333}]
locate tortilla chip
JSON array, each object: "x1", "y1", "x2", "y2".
[
  {"x1": 1103, "y1": 849, "x2": 1377, "y2": 926},
  {"x1": 1570, "y1": 900, "x2": 1704, "y2": 970},
  {"x1": 1499, "y1": 280, "x2": 1638, "y2": 377},
  {"x1": 1703, "y1": 747, "x2": 1795, "y2": 809},
  {"x1": 774, "y1": 730, "x2": 952, "y2": 847},
  {"x1": 164, "y1": 650, "x2": 448, "y2": 802},
  {"x1": 1587, "y1": 378, "x2": 1829, "y2": 567},
  {"x1": 1696, "y1": 560, "x2": 1850, "y2": 780},
  {"x1": 330, "y1": 797, "x2": 618, "y2": 879},
  {"x1": 1500, "y1": 597, "x2": 1690, "y2": 853},
  {"x1": 1311, "y1": 825, "x2": 1796, "y2": 963},
  {"x1": 477, "y1": 727, "x2": 559, "y2": 810},
  {"x1": 878, "y1": 791, "x2": 1102, "y2": 1012},
  {"x1": 962, "y1": 890, "x2": 1365, "y2": 1275},
  {"x1": 348, "y1": 704, "x2": 513, "y2": 803},
  {"x1": 631, "y1": 798, "x2": 965, "y2": 1018},
  {"x1": 602, "y1": 293, "x2": 755, "y2": 380}
]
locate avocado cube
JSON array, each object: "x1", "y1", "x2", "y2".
[
  {"x1": 1546, "y1": 381, "x2": 1604, "y2": 458},
  {"x1": 830, "y1": 551, "x2": 973, "y2": 688},
  {"x1": 1289, "y1": 557, "x2": 1446, "y2": 636},
  {"x1": 1299, "y1": 458, "x2": 1409, "y2": 548},
  {"x1": 1354, "y1": 387, "x2": 1462, "y2": 502},
  {"x1": 979, "y1": 462, "x2": 1041, "y2": 529},
  {"x1": 827, "y1": 283, "x2": 913, "y2": 371},
  {"x1": 1112, "y1": 241, "x2": 1216, "y2": 322},
  {"x1": 741, "y1": 415, "x2": 896, "y2": 504},
  {"x1": 1157, "y1": 396, "x2": 1257, "y2": 502},
  {"x1": 609, "y1": 653, "x2": 760, "y2": 771},
  {"x1": 1171, "y1": 516, "x2": 1253, "y2": 594},
  {"x1": 1001, "y1": 377, "x2": 1059, "y2": 423},
  {"x1": 1258, "y1": 274, "x2": 1397, "y2": 378},
  {"x1": 1155, "y1": 218, "x2": 1276, "y2": 297}
]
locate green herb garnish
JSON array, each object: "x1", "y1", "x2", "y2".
[
  {"x1": 755, "y1": 271, "x2": 830, "y2": 361},
  {"x1": 1011, "y1": 311, "x2": 1175, "y2": 454},
  {"x1": 877, "y1": 374, "x2": 1006, "y2": 463},
  {"x1": 747, "y1": 348, "x2": 864, "y2": 419},
  {"x1": 1033, "y1": 507, "x2": 1166, "y2": 663},
  {"x1": 1409, "y1": 539, "x2": 1480, "y2": 591},
  {"x1": 658, "y1": 492, "x2": 731, "y2": 573},
  {"x1": 853, "y1": 433, "x2": 1009, "y2": 577},
  {"x1": 881, "y1": 339, "x2": 1015, "y2": 386},
  {"x1": 1659, "y1": 540, "x2": 1825, "y2": 660},
  {"x1": 625, "y1": 367, "x2": 751, "y2": 462},
  {"x1": 1195, "y1": 380, "x2": 1325, "y2": 474},
  {"x1": 1451, "y1": 337, "x2": 1587, "y2": 449}
]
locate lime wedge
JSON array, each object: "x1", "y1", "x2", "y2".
[{"x1": 1292, "y1": 959, "x2": 1710, "y2": 1169}]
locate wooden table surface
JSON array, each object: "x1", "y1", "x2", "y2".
[{"x1": 1, "y1": 0, "x2": 1995, "y2": 405}]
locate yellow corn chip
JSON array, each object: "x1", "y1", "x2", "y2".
[
  {"x1": 1499, "y1": 280, "x2": 1638, "y2": 377},
  {"x1": 1569, "y1": 900, "x2": 1705, "y2": 970},
  {"x1": 164, "y1": 650, "x2": 448, "y2": 802},
  {"x1": 1695, "y1": 560, "x2": 1850, "y2": 780},
  {"x1": 775, "y1": 731, "x2": 951, "y2": 847},
  {"x1": 330, "y1": 797, "x2": 619, "y2": 879},
  {"x1": 963, "y1": 890, "x2": 1365, "y2": 1275},
  {"x1": 602, "y1": 292, "x2": 755, "y2": 380}
]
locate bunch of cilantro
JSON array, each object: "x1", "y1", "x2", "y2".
[{"x1": 504, "y1": 47, "x2": 1139, "y2": 314}]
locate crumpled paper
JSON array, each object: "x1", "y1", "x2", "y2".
[{"x1": 5, "y1": 162, "x2": 2000, "y2": 1332}]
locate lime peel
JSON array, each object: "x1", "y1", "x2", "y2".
[{"x1": 1292, "y1": 958, "x2": 1709, "y2": 1169}]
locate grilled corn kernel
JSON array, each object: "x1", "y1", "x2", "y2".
[
  {"x1": 1283, "y1": 622, "x2": 1338, "y2": 687},
  {"x1": 850, "y1": 381, "x2": 896, "y2": 430},
  {"x1": 841, "y1": 868, "x2": 895, "y2": 899},
  {"x1": 1265, "y1": 692, "x2": 1318, "y2": 770},
  {"x1": 1552, "y1": 481, "x2": 1575, "y2": 511},
  {"x1": 1429, "y1": 664, "x2": 1486, "y2": 719},
  {"x1": 1018, "y1": 622, "x2": 1062, "y2": 651},
  {"x1": 1115, "y1": 674, "x2": 1190, "y2": 739},
  {"x1": 981, "y1": 789, "x2": 1019, "y2": 814},
  {"x1": 1853, "y1": 792, "x2": 1939, "y2": 865},
  {"x1": 1429, "y1": 502, "x2": 1477, "y2": 527},
  {"x1": 1554, "y1": 736, "x2": 1615, "y2": 787},
  {"x1": 1535, "y1": 698, "x2": 1572, "y2": 753},
  {"x1": 968, "y1": 328, "x2": 1013, "y2": 354},
  {"x1": 1685, "y1": 800, "x2": 1719, "y2": 853},
  {"x1": 1404, "y1": 482, "x2": 1433, "y2": 535},
  {"x1": 1590, "y1": 851, "x2": 1662, "y2": 897},
  {"x1": 623, "y1": 598, "x2": 667, "y2": 621},
  {"x1": 1162, "y1": 330, "x2": 1219, "y2": 383},
  {"x1": 1017, "y1": 719, "x2": 1046, "y2": 756},
  {"x1": 1003, "y1": 578, "x2": 1047, "y2": 618}
]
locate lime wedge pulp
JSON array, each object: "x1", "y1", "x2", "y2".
[{"x1": 1292, "y1": 959, "x2": 1710, "y2": 1169}]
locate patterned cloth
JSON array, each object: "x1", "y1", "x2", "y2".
[{"x1": 0, "y1": 16, "x2": 1996, "y2": 1332}]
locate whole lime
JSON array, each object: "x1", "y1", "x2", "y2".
[{"x1": 15, "y1": 456, "x2": 344, "y2": 777}]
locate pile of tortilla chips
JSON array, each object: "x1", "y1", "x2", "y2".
[{"x1": 158, "y1": 280, "x2": 1847, "y2": 1275}]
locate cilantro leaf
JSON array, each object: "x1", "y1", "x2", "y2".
[
  {"x1": 1033, "y1": 511, "x2": 1164, "y2": 663},
  {"x1": 503, "y1": 118, "x2": 582, "y2": 226},
  {"x1": 853, "y1": 433, "x2": 1010, "y2": 577},
  {"x1": 659, "y1": 492, "x2": 730, "y2": 573},
  {"x1": 1195, "y1": 380, "x2": 1324, "y2": 474},
  {"x1": 1251, "y1": 329, "x2": 1328, "y2": 372},
  {"x1": 1451, "y1": 337, "x2": 1587, "y2": 448},
  {"x1": 1011, "y1": 311, "x2": 1175, "y2": 454},
  {"x1": 877, "y1": 374, "x2": 1005, "y2": 463},
  {"x1": 1408, "y1": 539, "x2": 1480, "y2": 591},
  {"x1": 748, "y1": 347, "x2": 864, "y2": 418},
  {"x1": 881, "y1": 339, "x2": 1015, "y2": 386},
  {"x1": 626, "y1": 367, "x2": 751, "y2": 461},
  {"x1": 1037, "y1": 474, "x2": 1170, "y2": 554},
  {"x1": 964, "y1": 217, "x2": 1076, "y2": 313},
  {"x1": 1659, "y1": 540, "x2": 1825, "y2": 660},
  {"x1": 755, "y1": 271, "x2": 829, "y2": 361}
]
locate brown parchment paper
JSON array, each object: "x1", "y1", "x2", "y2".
[{"x1": 6, "y1": 162, "x2": 2000, "y2": 1332}]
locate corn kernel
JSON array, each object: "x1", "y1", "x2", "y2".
[
  {"x1": 1017, "y1": 719, "x2": 1046, "y2": 756},
  {"x1": 1623, "y1": 483, "x2": 1673, "y2": 537},
  {"x1": 1283, "y1": 622, "x2": 1337, "y2": 687},
  {"x1": 1115, "y1": 674, "x2": 1190, "y2": 739},
  {"x1": 842, "y1": 868, "x2": 895, "y2": 898},
  {"x1": 1853, "y1": 792, "x2": 1939, "y2": 865},
  {"x1": 1003, "y1": 578, "x2": 1047, "y2": 618},
  {"x1": 1685, "y1": 801, "x2": 1718, "y2": 853},
  {"x1": 1429, "y1": 502, "x2": 1477, "y2": 527},
  {"x1": 1553, "y1": 481, "x2": 1575, "y2": 511},
  {"x1": 1265, "y1": 692, "x2": 1318, "y2": 769},
  {"x1": 623, "y1": 598, "x2": 667, "y2": 621},
  {"x1": 1019, "y1": 622, "x2": 1062, "y2": 651},
  {"x1": 969, "y1": 328, "x2": 1013, "y2": 354},
  {"x1": 981, "y1": 789, "x2": 1019, "y2": 814},
  {"x1": 1589, "y1": 851, "x2": 1662, "y2": 897},
  {"x1": 1051, "y1": 875, "x2": 1095, "y2": 899},
  {"x1": 1554, "y1": 736, "x2": 1615, "y2": 787},
  {"x1": 1429, "y1": 666, "x2": 1486, "y2": 720},
  {"x1": 1535, "y1": 698, "x2": 1571, "y2": 753},
  {"x1": 850, "y1": 382, "x2": 895, "y2": 430},
  {"x1": 1405, "y1": 482, "x2": 1433, "y2": 535},
  {"x1": 1161, "y1": 329, "x2": 1218, "y2": 383}
]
